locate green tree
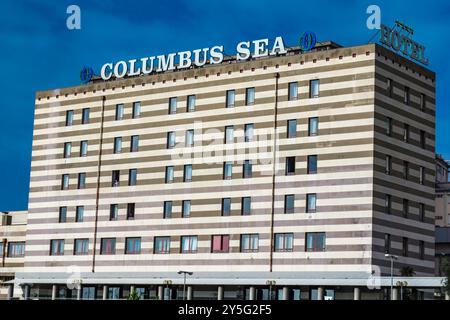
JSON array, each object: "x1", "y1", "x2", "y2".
[
  {"x1": 441, "y1": 256, "x2": 450, "y2": 297},
  {"x1": 127, "y1": 289, "x2": 141, "y2": 300},
  {"x1": 399, "y1": 266, "x2": 416, "y2": 300},
  {"x1": 400, "y1": 266, "x2": 415, "y2": 277}
]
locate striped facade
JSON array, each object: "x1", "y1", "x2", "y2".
[{"x1": 22, "y1": 42, "x2": 435, "y2": 291}]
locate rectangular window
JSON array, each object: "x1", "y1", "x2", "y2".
[
  {"x1": 384, "y1": 234, "x2": 391, "y2": 254},
  {"x1": 240, "y1": 234, "x2": 259, "y2": 252},
  {"x1": 7, "y1": 242, "x2": 25, "y2": 257},
  {"x1": 163, "y1": 201, "x2": 172, "y2": 219},
  {"x1": 225, "y1": 126, "x2": 234, "y2": 144},
  {"x1": 419, "y1": 203, "x2": 425, "y2": 222},
  {"x1": 226, "y1": 90, "x2": 235, "y2": 108},
  {"x1": 420, "y1": 166, "x2": 425, "y2": 185},
  {"x1": 165, "y1": 166, "x2": 174, "y2": 183},
  {"x1": 76, "y1": 206, "x2": 84, "y2": 222},
  {"x1": 420, "y1": 130, "x2": 426, "y2": 149},
  {"x1": 404, "y1": 86, "x2": 410, "y2": 105},
  {"x1": 241, "y1": 197, "x2": 251, "y2": 215},
  {"x1": 187, "y1": 95, "x2": 196, "y2": 112},
  {"x1": 419, "y1": 241, "x2": 425, "y2": 260},
  {"x1": 66, "y1": 110, "x2": 74, "y2": 126},
  {"x1": 403, "y1": 199, "x2": 409, "y2": 218},
  {"x1": 74, "y1": 239, "x2": 89, "y2": 255},
  {"x1": 154, "y1": 237, "x2": 170, "y2": 254},
  {"x1": 50, "y1": 239, "x2": 65, "y2": 256},
  {"x1": 288, "y1": 82, "x2": 298, "y2": 101},
  {"x1": 386, "y1": 78, "x2": 393, "y2": 97},
  {"x1": 125, "y1": 237, "x2": 141, "y2": 254},
  {"x1": 112, "y1": 170, "x2": 120, "y2": 187},
  {"x1": 305, "y1": 232, "x2": 326, "y2": 252},
  {"x1": 114, "y1": 137, "x2": 122, "y2": 154},
  {"x1": 385, "y1": 194, "x2": 391, "y2": 214},
  {"x1": 181, "y1": 236, "x2": 198, "y2": 253},
  {"x1": 132, "y1": 101, "x2": 141, "y2": 119},
  {"x1": 110, "y1": 204, "x2": 118, "y2": 221},
  {"x1": 61, "y1": 174, "x2": 69, "y2": 190},
  {"x1": 403, "y1": 124, "x2": 409, "y2": 142},
  {"x1": 420, "y1": 94, "x2": 426, "y2": 111},
  {"x1": 309, "y1": 79, "x2": 320, "y2": 98},
  {"x1": 223, "y1": 162, "x2": 232, "y2": 180},
  {"x1": 182, "y1": 200, "x2": 191, "y2": 218},
  {"x1": 185, "y1": 129, "x2": 194, "y2": 147},
  {"x1": 386, "y1": 117, "x2": 392, "y2": 136},
  {"x1": 285, "y1": 157, "x2": 296, "y2": 175},
  {"x1": 169, "y1": 97, "x2": 177, "y2": 114},
  {"x1": 284, "y1": 194, "x2": 295, "y2": 214},
  {"x1": 307, "y1": 155, "x2": 317, "y2": 174},
  {"x1": 403, "y1": 161, "x2": 409, "y2": 180},
  {"x1": 115, "y1": 104, "x2": 124, "y2": 120},
  {"x1": 59, "y1": 207, "x2": 67, "y2": 223},
  {"x1": 222, "y1": 198, "x2": 231, "y2": 216},
  {"x1": 78, "y1": 172, "x2": 86, "y2": 189},
  {"x1": 101, "y1": 238, "x2": 116, "y2": 255},
  {"x1": 82, "y1": 108, "x2": 90, "y2": 124},
  {"x1": 306, "y1": 194, "x2": 317, "y2": 213},
  {"x1": 402, "y1": 237, "x2": 408, "y2": 257},
  {"x1": 80, "y1": 140, "x2": 88, "y2": 157},
  {"x1": 63, "y1": 142, "x2": 72, "y2": 158},
  {"x1": 243, "y1": 160, "x2": 252, "y2": 178},
  {"x1": 212, "y1": 235, "x2": 229, "y2": 253},
  {"x1": 308, "y1": 117, "x2": 318, "y2": 136},
  {"x1": 183, "y1": 164, "x2": 193, "y2": 182},
  {"x1": 246, "y1": 87, "x2": 255, "y2": 106},
  {"x1": 244, "y1": 123, "x2": 254, "y2": 142},
  {"x1": 130, "y1": 135, "x2": 139, "y2": 152},
  {"x1": 274, "y1": 233, "x2": 294, "y2": 252},
  {"x1": 287, "y1": 119, "x2": 297, "y2": 138},
  {"x1": 167, "y1": 131, "x2": 176, "y2": 149},
  {"x1": 127, "y1": 203, "x2": 135, "y2": 220},
  {"x1": 385, "y1": 155, "x2": 391, "y2": 175},
  {"x1": 0, "y1": 243, "x2": 3, "y2": 258},
  {"x1": 128, "y1": 169, "x2": 137, "y2": 186}
]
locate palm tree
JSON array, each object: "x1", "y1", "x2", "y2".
[
  {"x1": 127, "y1": 289, "x2": 141, "y2": 300},
  {"x1": 399, "y1": 266, "x2": 415, "y2": 300}
]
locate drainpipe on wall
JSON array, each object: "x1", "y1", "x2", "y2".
[{"x1": 1, "y1": 238, "x2": 6, "y2": 267}]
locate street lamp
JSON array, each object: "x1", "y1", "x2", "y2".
[
  {"x1": 385, "y1": 253, "x2": 398, "y2": 300},
  {"x1": 178, "y1": 270, "x2": 193, "y2": 300}
]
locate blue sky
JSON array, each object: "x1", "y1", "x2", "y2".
[{"x1": 0, "y1": 0, "x2": 449, "y2": 211}]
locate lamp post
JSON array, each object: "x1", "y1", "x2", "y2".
[
  {"x1": 385, "y1": 254, "x2": 398, "y2": 300},
  {"x1": 178, "y1": 271, "x2": 193, "y2": 300}
]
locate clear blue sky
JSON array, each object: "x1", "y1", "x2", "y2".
[{"x1": 0, "y1": 0, "x2": 449, "y2": 211}]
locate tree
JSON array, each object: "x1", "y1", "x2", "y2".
[
  {"x1": 399, "y1": 266, "x2": 416, "y2": 300},
  {"x1": 127, "y1": 289, "x2": 141, "y2": 300},
  {"x1": 441, "y1": 256, "x2": 450, "y2": 297},
  {"x1": 400, "y1": 266, "x2": 416, "y2": 277}
]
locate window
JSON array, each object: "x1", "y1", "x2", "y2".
[
  {"x1": 165, "y1": 166, "x2": 174, "y2": 183},
  {"x1": 61, "y1": 174, "x2": 69, "y2": 190},
  {"x1": 384, "y1": 234, "x2": 391, "y2": 254},
  {"x1": 63, "y1": 142, "x2": 71, "y2": 158},
  {"x1": 222, "y1": 198, "x2": 231, "y2": 216},
  {"x1": 66, "y1": 110, "x2": 74, "y2": 126},
  {"x1": 223, "y1": 162, "x2": 232, "y2": 180},
  {"x1": 181, "y1": 236, "x2": 198, "y2": 253},
  {"x1": 246, "y1": 87, "x2": 255, "y2": 106},
  {"x1": 285, "y1": 157, "x2": 295, "y2": 175},
  {"x1": 182, "y1": 200, "x2": 191, "y2": 218},
  {"x1": 226, "y1": 90, "x2": 235, "y2": 108},
  {"x1": 128, "y1": 169, "x2": 137, "y2": 186},
  {"x1": 306, "y1": 194, "x2": 316, "y2": 213},
  {"x1": 78, "y1": 172, "x2": 86, "y2": 189},
  {"x1": 274, "y1": 233, "x2": 294, "y2": 252},
  {"x1": 419, "y1": 240, "x2": 425, "y2": 260},
  {"x1": 114, "y1": 137, "x2": 122, "y2": 154},
  {"x1": 403, "y1": 161, "x2": 409, "y2": 180},
  {"x1": 82, "y1": 108, "x2": 90, "y2": 124},
  {"x1": 240, "y1": 234, "x2": 259, "y2": 252},
  {"x1": 101, "y1": 238, "x2": 116, "y2": 255},
  {"x1": 132, "y1": 101, "x2": 141, "y2": 119},
  {"x1": 82, "y1": 287, "x2": 96, "y2": 300},
  {"x1": 284, "y1": 195, "x2": 295, "y2": 213},
  {"x1": 167, "y1": 132, "x2": 176, "y2": 149},
  {"x1": 50, "y1": 239, "x2": 65, "y2": 256},
  {"x1": 185, "y1": 129, "x2": 194, "y2": 147},
  {"x1": 183, "y1": 164, "x2": 193, "y2": 182},
  {"x1": 74, "y1": 239, "x2": 89, "y2": 255},
  {"x1": 386, "y1": 78, "x2": 393, "y2": 97},
  {"x1": 403, "y1": 199, "x2": 409, "y2": 218},
  {"x1": 80, "y1": 140, "x2": 88, "y2": 157},
  {"x1": 163, "y1": 201, "x2": 172, "y2": 219},
  {"x1": 225, "y1": 126, "x2": 234, "y2": 144},
  {"x1": 420, "y1": 94, "x2": 426, "y2": 111},
  {"x1": 130, "y1": 135, "x2": 139, "y2": 152},
  {"x1": 385, "y1": 194, "x2": 391, "y2": 214},
  {"x1": 115, "y1": 104, "x2": 124, "y2": 120},
  {"x1": 125, "y1": 237, "x2": 141, "y2": 254},
  {"x1": 419, "y1": 203, "x2": 425, "y2": 222},
  {"x1": 110, "y1": 204, "x2": 118, "y2": 221},
  {"x1": 212, "y1": 235, "x2": 229, "y2": 253},
  {"x1": 403, "y1": 124, "x2": 409, "y2": 142},
  {"x1": 385, "y1": 155, "x2": 391, "y2": 175},
  {"x1": 286, "y1": 119, "x2": 297, "y2": 138},
  {"x1": 288, "y1": 82, "x2": 298, "y2": 101},
  {"x1": 241, "y1": 197, "x2": 251, "y2": 215},
  {"x1": 245, "y1": 123, "x2": 254, "y2": 142},
  {"x1": 309, "y1": 79, "x2": 320, "y2": 98},
  {"x1": 402, "y1": 237, "x2": 408, "y2": 257},
  {"x1": 404, "y1": 86, "x2": 410, "y2": 105},
  {"x1": 59, "y1": 207, "x2": 67, "y2": 223},
  {"x1": 420, "y1": 130, "x2": 426, "y2": 149},
  {"x1": 169, "y1": 97, "x2": 177, "y2": 114},
  {"x1": 419, "y1": 166, "x2": 425, "y2": 185},
  {"x1": 154, "y1": 237, "x2": 170, "y2": 254},
  {"x1": 76, "y1": 206, "x2": 84, "y2": 222},
  {"x1": 7, "y1": 242, "x2": 25, "y2": 257},
  {"x1": 308, "y1": 117, "x2": 318, "y2": 136},
  {"x1": 187, "y1": 95, "x2": 196, "y2": 112},
  {"x1": 386, "y1": 117, "x2": 392, "y2": 136},
  {"x1": 243, "y1": 160, "x2": 252, "y2": 178},
  {"x1": 0, "y1": 243, "x2": 3, "y2": 258},
  {"x1": 127, "y1": 203, "x2": 135, "y2": 220},
  {"x1": 307, "y1": 155, "x2": 317, "y2": 174},
  {"x1": 305, "y1": 232, "x2": 326, "y2": 252},
  {"x1": 112, "y1": 170, "x2": 120, "y2": 187}
]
